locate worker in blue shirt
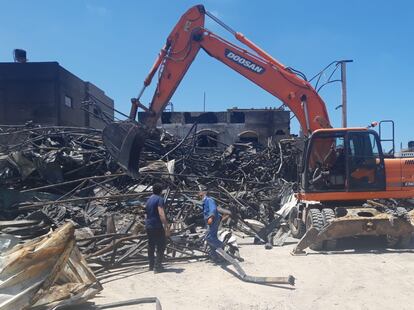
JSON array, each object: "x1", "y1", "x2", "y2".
[
  {"x1": 198, "y1": 187, "x2": 223, "y2": 260},
  {"x1": 145, "y1": 183, "x2": 170, "y2": 273}
]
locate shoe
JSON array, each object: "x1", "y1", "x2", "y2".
[{"x1": 154, "y1": 266, "x2": 164, "y2": 274}]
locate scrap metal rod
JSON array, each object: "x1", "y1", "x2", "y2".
[
  {"x1": 94, "y1": 297, "x2": 162, "y2": 310},
  {"x1": 18, "y1": 192, "x2": 151, "y2": 210},
  {"x1": 21, "y1": 173, "x2": 127, "y2": 192},
  {"x1": 215, "y1": 248, "x2": 295, "y2": 286}
]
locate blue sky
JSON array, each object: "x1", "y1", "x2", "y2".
[{"x1": 1, "y1": 0, "x2": 413, "y2": 150}]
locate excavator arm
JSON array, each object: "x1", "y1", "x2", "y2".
[
  {"x1": 103, "y1": 4, "x2": 331, "y2": 175},
  {"x1": 134, "y1": 5, "x2": 330, "y2": 133}
]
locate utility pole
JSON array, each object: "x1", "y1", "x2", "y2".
[{"x1": 339, "y1": 60, "x2": 353, "y2": 128}]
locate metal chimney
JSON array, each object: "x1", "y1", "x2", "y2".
[{"x1": 13, "y1": 49, "x2": 27, "y2": 63}]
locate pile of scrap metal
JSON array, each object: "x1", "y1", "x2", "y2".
[
  {"x1": 0, "y1": 125, "x2": 300, "y2": 272},
  {"x1": 0, "y1": 222, "x2": 102, "y2": 310},
  {"x1": 0, "y1": 221, "x2": 162, "y2": 309}
]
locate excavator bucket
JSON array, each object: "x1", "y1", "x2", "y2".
[{"x1": 102, "y1": 121, "x2": 147, "y2": 178}]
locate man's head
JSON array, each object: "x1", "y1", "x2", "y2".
[
  {"x1": 336, "y1": 145, "x2": 345, "y2": 157},
  {"x1": 152, "y1": 183, "x2": 163, "y2": 195},
  {"x1": 197, "y1": 185, "x2": 208, "y2": 200}
]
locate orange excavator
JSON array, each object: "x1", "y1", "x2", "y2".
[{"x1": 103, "y1": 5, "x2": 414, "y2": 251}]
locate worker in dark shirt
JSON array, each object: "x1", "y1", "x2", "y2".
[
  {"x1": 145, "y1": 183, "x2": 170, "y2": 273},
  {"x1": 198, "y1": 187, "x2": 223, "y2": 261}
]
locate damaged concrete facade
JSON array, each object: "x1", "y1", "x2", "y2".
[
  {"x1": 0, "y1": 62, "x2": 114, "y2": 129},
  {"x1": 139, "y1": 108, "x2": 290, "y2": 147}
]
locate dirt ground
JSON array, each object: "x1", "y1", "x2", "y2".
[{"x1": 90, "y1": 237, "x2": 414, "y2": 310}]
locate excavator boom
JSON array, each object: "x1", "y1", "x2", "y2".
[
  {"x1": 103, "y1": 5, "x2": 331, "y2": 175},
  {"x1": 139, "y1": 5, "x2": 330, "y2": 133}
]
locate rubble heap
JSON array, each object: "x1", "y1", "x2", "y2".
[{"x1": 0, "y1": 124, "x2": 301, "y2": 273}]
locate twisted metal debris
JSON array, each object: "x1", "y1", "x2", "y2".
[{"x1": 0, "y1": 124, "x2": 299, "y2": 308}]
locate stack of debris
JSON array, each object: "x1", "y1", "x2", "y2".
[
  {"x1": 0, "y1": 124, "x2": 300, "y2": 250},
  {"x1": 0, "y1": 124, "x2": 299, "y2": 306},
  {"x1": 0, "y1": 222, "x2": 102, "y2": 309}
]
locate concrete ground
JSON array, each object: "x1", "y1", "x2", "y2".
[{"x1": 90, "y1": 237, "x2": 414, "y2": 310}]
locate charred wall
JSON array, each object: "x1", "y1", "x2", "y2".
[
  {"x1": 0, "y1": 62, "x2": 58, "y2": 125},
  {"x1": 138, "y1": 108, "x2": 290, "y2": 147},
  {"x1": 0, "y1": 62, "x2": 113, "y2": 129}
]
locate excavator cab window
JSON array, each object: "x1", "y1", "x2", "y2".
[
  {"x1": 305, "y1": 132, "x2": 347, "y2": 192},
  {"x1": 347, "y1": 131, "x2": 385, "y2": 191},
  {"x1": 304, "y1": 130, "x2": 385, "y2": 193}
]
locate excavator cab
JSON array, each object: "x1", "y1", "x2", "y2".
[
  {"x1": 292, "y1": 128, "x2": 414, "y2": 254},
  {"x1": 303, "y1": 129, "x2": 386, "y2": 193}
]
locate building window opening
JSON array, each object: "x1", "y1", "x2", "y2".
[
  {"x1": 161, "y1": 112, "x2": 172, "y2": 124},
  {"x1": 64, "y1": 95, "x2": 73, "y2": 108},
  {"x1": 238, "y1": 131, "x2": 259, "y2": 144},
  {"x1": 185, "y1": 112, "x2": 218, "y2": 124},
  {"x1": 230, "y1": 111, "x2": 245, "y2": 123},
  {"x1": 197, "y1": 130, "x2": 218, "y2": 147},
  {"x1": 93, "y1": 106, "x2": 101, "y2": 118}
]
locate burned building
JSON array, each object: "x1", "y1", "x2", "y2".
[
  {"x1": 139, "y1": 108, "x2": 290, "y2": 147},
  {"x1": 0, "y1": 61, "x2": 114, "y2": 129}
]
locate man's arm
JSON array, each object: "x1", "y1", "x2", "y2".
[
  {"x1": 206, "y1": 198, "x2": 217, "y2": 225},
  {"x1": 158, "y1": 202, "x2": 170, "y2": 237}
]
